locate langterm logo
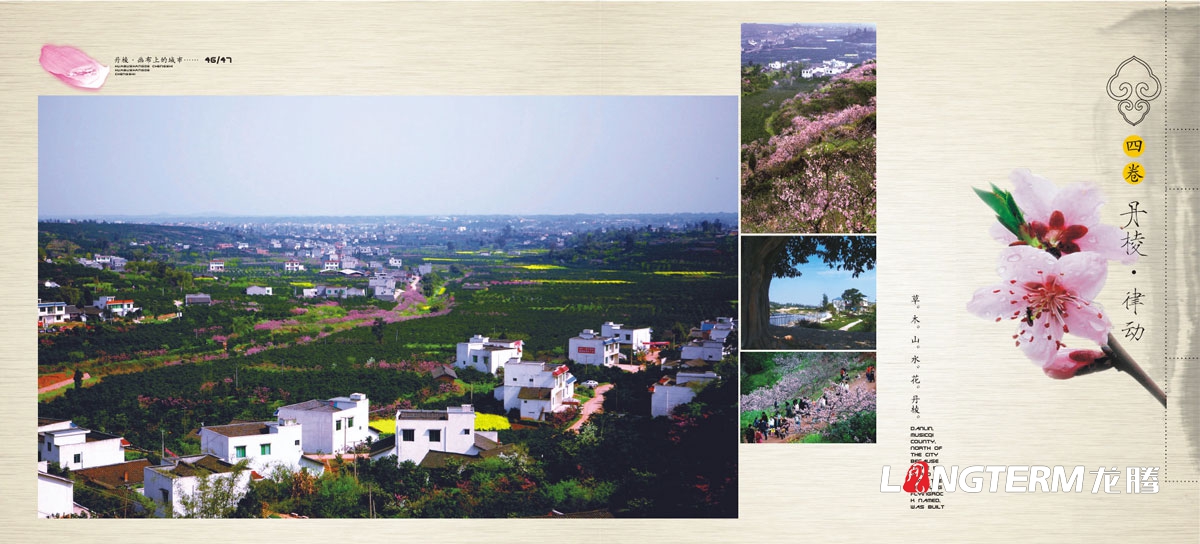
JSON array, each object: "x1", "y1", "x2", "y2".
[
  {"x1": 881, "y1": 464, "x2": 1160, "y2": 494},
  {"x1": 902, "y1": 461, "x2": 930, "y2": 493}
]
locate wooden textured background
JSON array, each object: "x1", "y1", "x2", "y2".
[{"x1": 1, "y1": 2, "x2": 1196, "y2": 542}]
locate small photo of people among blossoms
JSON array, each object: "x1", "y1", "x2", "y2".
[{"x1": 741, "y1": 351, "x2": 876, "y2": 443}]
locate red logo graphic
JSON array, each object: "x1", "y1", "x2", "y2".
[{"x1": 903, "y1": 461, "x2": 931, "y2": 493}]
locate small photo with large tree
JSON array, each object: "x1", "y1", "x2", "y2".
[{"x1": 742, "y1": 235, "x2": 876, "y2": 350}]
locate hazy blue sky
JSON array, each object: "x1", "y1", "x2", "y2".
[
  {"x1": 39, "y1": 96, "x2": 737, "y2": 218},
  {"x1": 770, "y1": 260, "x2": 876, "y2": 306}
]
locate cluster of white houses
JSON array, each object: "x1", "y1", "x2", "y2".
[
  {"x1": 452, "y1": 334, "x2": 578, "y2": 421},
  {"x1": 38, "y1": 418, "x2": 133, "y2": 517},
  {"x1": 679, "y1": 317, "x2": 736, "y2": 362},
  {"x1": 38, "y1": 296, "x2": 142, "y2": 328},
  {"x1": 648, "y1": 317, "x2": 736, "y2": 417},
  {"x1": 38, "y1": 392, "x2": 511, "y2": 517}
]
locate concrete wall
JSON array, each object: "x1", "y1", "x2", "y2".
[{"x1": 37, "y1": 471, "x2": 74, "y2": 518}]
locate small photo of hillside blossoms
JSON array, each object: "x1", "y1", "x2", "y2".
[{"x1": 741, "y1": 24, "x2": 877, "y2": 234}]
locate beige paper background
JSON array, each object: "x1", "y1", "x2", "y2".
[{"x1": 2, "y1": 2, "x2": 1197, "y2": 542}]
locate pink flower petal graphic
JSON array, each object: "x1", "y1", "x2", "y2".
[
  {"x1": 40, "y1": 45, "x2": 109, "y2": 90},
  {"x1": 967, "y1": 245, "x2": 1111, "y2": 366}
]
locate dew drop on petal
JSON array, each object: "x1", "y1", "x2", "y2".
[{"x1": 1005, "y1": 253, "x2": 1022, "y2": 262}]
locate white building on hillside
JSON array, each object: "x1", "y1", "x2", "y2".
[
  {"x1": 38, "y1": 419, "x2": 128, "y2": 471},
  {"x1": 568, "y1": 329, "x2": 619, "y2": 366},
  {"x1": 700, "y1": 317, "x2": 737, "y2": 342},
  {"x1": 276, "y1": 393, "x2": 373, "y2": 454},
  {"x1": 495, "y1": 361, "x2": 576, "y2": 420},
  {"x1": 455, "y1": 335, "x2": 523, "y2": 375},
  {"x1": 143, "y1": 455, "x2": 251, "y2": 518},
  {"x1": 200, "y1": 419, "x2": 304, "y2": 473},
  {"x1": 93, "y1": 296, "x2": 140, "y2": 317},
  {"x1": 245, "y1": 286, "x2": 273, "y2": 296},
  {"x1": 38, "y1": 462, "x2": 77, "y2": 518},
  {"x1": 681, "y1": 339, "x2": 729, "y2": 362},
  {"x1": 650, "y1": 370, "x2": 719, "y2": 417},
  {"x1": 600, "y1": 321, "x2": 653, "y2": 352},
  {"x1": 284, "y1": 260, "x2": 305, "y2": 272},
  {"x1": 209, "y1": 260, "x2": 225, "y2": 272},
  {"x1": 38, "y1": 300, "x2": 67, "y2": 327},
  {"x1": 388, "y1": 405, "x2": 476, "y2": 465}
]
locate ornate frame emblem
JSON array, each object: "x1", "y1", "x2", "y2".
[{"x1": 1106, "y1": 56, "x2": 1162, "y2": 126}]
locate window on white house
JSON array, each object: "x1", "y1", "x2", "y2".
[
  {"x1": 336, "y1": 420, "x2": 342, "y2": 431},
  {"x1": 73, "y1": 453, "x2": 81, "y2": 464},
  {"x1": 295, "y1": 440, "x2": 300, "y2": 446},
  {"x1": 429, "y1": 430, "x2": 441, "y2": 442},
  {"x1": 161, "y1": 489, "x2": 169, "y2": 503},
  {"x1": 261, "y1": 444, "x2": 271, "y2": 455},
  {"x1": 235, "y1": 446, "x2": 246, "y2": 458},
  {"x1": 402, "y1": 429, "x2": 414, "y2": 442}
]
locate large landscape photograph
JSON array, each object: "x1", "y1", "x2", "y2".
[{"x1": 36, "y1": 96, "x2": 739, "y2": 519}]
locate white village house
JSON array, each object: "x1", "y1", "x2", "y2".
[
  {"x1": 93, "y1": 296, "x2": 140, "y2": 317},
  {"x1": 38, "y1": 418, "x2": 128, "y2": 471},
  {"x1": 700, "y1": 317, "x2": 736, "y2": 342},
  {"x1": 681, "y1": 339, "x2": 729, "y2": 362},
  {"x1": 199, "y1": 419, "x2": 304, "y2": 473},
  {"x1": 143, "y1": 454, "x2": 251, "y2": 518},
  {"x1": 38, "y1": 300, "x2": 67, "y2": 327},
  {"x1": 275, "y1": 393, "x2": 374, "y2": 454},
  {"x1": 38, "y1": 462, "x2": 79, "y2": 518},
  {"x1": 209, "y1": 260, "x2": 225, "y2": 272},
  {"x1": 381, "y1": 405, "x2": 471, "y2": 463},
  {"x1": 455, "y1": 334, "x2": 523, "y2": 375},
  {"x1": 650, "y1": 370, "x2": 720, "y2": 417},
  {"x1": 245, "y1": 285, "x2": 273, "y2": 296},
  {"x1": 568, "y1": 329, "x2": 620, "y2": 366},
  {"x1": 600, "y1": 321, "x2": 653, "y2": 352},
  {"x1": 495, "y1": 361, "x2": 576, "y2": 420}
]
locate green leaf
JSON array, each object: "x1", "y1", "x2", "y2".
[{"x1": 974, "y1": 186, "x2": 1025, "y2": 237}]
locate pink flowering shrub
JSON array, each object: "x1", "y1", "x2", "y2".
[{"x1": 742, "y1": 60, "x2": 876, "y2": 233}]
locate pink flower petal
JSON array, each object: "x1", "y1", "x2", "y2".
[
  {"x1": 966, "y1": 284, "x2": 1020, "y2": 321},
  {"x1": 1050, "y1": 181, "x2": 1104, "y2": 227},
  {"x1": 1082, "y1": 223, "x2": 1139, "y2": 265},
  {"x1": 1054, "y1": 250, "x2": 1108, "y2": 300},
  {"x1": 1061, "y1": 301, "x2": 1111, "y2": 345},
  {"x1": 1009, "y1": 169, "x2": 1056, "y2": 223},
  {"x1": 1019, "y1": 312, "x2": 1061, "y2": 365},
  {"x1": 996, "y1": 245, "x2": 1057, "y2": 284},
  {"x1": 40, "y1": 45, "x2": 109, "y2": 90}
]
